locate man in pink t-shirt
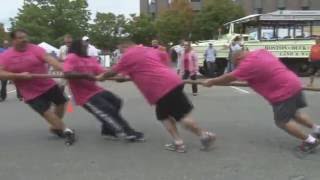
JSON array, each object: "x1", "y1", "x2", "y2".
[
  {"x1": 200, "y1": 49, "x2": 320, "y2": 153},
  {"x1": 97, "y1": 41, "x2": 216, "y2": 153},
  {"x1": 0, "y1": 29, "x2": 75, "y2": 145},
  {"x1": 63, "y1": 39, "x2": 144, "y2": 142}
]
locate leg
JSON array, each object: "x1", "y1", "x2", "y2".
[
  {"x1": 180, "y1": 114, "x2": 203, "y2": 136},
  {"x1": 54, "y1": 102, "x2": 67, "y2": 119},
  {"x1": 190, "y1": 74, "x2": 198, "y2": 94},
  {"x1": 294, "y1": 112, "x2": 314, "y2": 129},
  {"x1": 276, "y1": 120, "x2": 308, "y2": 141},
  {"x1": 162, "y1": 117, "x2": 183, "y2": 142},
  {"x1": 42, "y1": 110, "x2": 67, "y2": 131},
  {"x1": 16, "y1": 89, "x2": 22, "y2": 100},
  {"x1": 0, "y1": 80, "x2": 8, "y2": 101}
]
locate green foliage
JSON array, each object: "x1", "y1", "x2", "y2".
[
  {"x1": 155, "y1": 0, "x2": 194, "y2": 45},
  {"x1": 192, "y1": 0, "x2": 245, "y2": 40},
  {"x1": 11, "y1": 0, "x2": 90, "y2": 46},
  {"x1": 125, "y1": 14, "x2": 156, "y2": 46}
]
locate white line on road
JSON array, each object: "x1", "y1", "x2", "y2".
[
  {"x1": 8, "y1": 90, "x2": 17, "y2": 94},
  {"x1": 230, "y1": 86, "x2": 250, "y2": 94}
]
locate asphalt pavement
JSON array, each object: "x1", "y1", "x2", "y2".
[{"x1": 0, "y1": 80, "x2": 320, "y2": 180}]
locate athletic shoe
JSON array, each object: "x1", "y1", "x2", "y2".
[
  {"x1": 200, "y1": 132, "x2": 216, "y2": 151},
  {"x1": 50, "y1": 128, "x2": 65, "y2": 138},
  {"x1": 165, "y1": 142, "x2": 187, "y2": 153},
  {"x1": 299, "y1": 140, "x2": 319, "y2": 154},
  {"x1": 126, "y1": 131, "x2": 145, "y2": 142},
  {"x1": 312, "y1": 132, "x2": 320, "y2": 139},
  {"x1": 64, "y1": 130, "x2": 76, "y2": 146}
]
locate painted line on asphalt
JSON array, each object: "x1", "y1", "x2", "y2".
[
  {"x1": 230, "y1": 86, "x2": 250, "y2": 94},
  {"x1": 8, "y1": 90, "x2": 17, "y2": 94}
]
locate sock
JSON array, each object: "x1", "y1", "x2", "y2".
[
  {"x1": 174, "y1": 140, "x2": 184, "y2": 145},
  {"x1": 305, "y1": 135, "x2": 317, "y2": 144},
  {"x1": 312, "y1": 125, "x2": 320, "y2": 133}
]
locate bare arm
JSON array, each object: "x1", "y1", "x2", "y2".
[
  {"x1": 202, "y1": 74, "x2": 237, "y2": 87},
  {"x1": 96, "y1": 69, "x2": 118, "y2": 81},
  {"x1": 44, "y1": 54, "x2": 63, "y2": 71},
  {"x1": 0, "y1": 66, "x2": 32, "y2": 80}
]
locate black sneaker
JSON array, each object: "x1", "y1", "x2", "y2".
[
  {"x1": 64, "y1": 130, "x2": 76, "y2": 146},
  {"x1": 312, "y1": 132, "x2": 320, "y2": 139},
  {"x1": 50, "y1": 128, "x2": 65, "y2": 138},
  {"x1": 299, "y1": 140, "x2": 319, "y2": 154},
  {"x1": 126, "y1": 131, "x2": 145, "y2": 142}
]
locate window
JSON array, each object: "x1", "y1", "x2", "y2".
[
  {"x1": 277, "y1": 0, "x2": 286, "y2": 10},
  {"x1": 301, "y1": 0, "x2": 310, "y2": 10},
  {"x1": 254, "y1": 0, "x2": 263, "y2": 13},
  {"x1": 313, "y1": 22, "x2": 320, "y2": 36}
]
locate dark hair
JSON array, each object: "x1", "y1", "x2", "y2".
[
  {"x1": 68, "y1": 39, "x2": 88, "y2": 57},
  {"x1": 10, "y1": 29, "x2": 28, "y2": 39}
]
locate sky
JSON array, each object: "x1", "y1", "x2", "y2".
[{"x1": 0, "y1": 0, "x2": 140, "y2": 29}]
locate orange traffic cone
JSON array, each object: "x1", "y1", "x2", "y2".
[{"x1": 66, "y1": 101, "x2": 74, "y2": 113}]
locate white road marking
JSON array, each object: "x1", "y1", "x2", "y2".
[
  {"x1": 230, "y1": 86, "x2": 250, "y2": 94},
  {"x1": 8, "y1": 90, "x2": 17, "y2": 94}
]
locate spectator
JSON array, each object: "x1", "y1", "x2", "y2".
[
  {"x1": 204, "y1": 43, "x2": 217, "y2": 77},
  {"x1": 179, "y1": 41, "x2": 199, "y2": 96},
  {"x1": 82, "y1": 36, "x2": 99, "y2": 58}
]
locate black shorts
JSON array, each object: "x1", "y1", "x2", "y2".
[
  {"x1": 155, "y1": 85, "x2": 193, "y2": 121},
  {"x1": 272, "y1": 91, "x2": 307, "y2": 124},
  {"x1": 26, "y1": 85, "x2": 68, "y2": 115},
  {"x1": 310, "y1": 61, "x2": 320, "y2": 75}
]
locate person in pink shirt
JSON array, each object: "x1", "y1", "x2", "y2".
[
  {"x1": 63, "y1": 40, "x2": 144, "y2": 142},
  {"x1": 97, "y1": 40, "x2": 215, "y2": 153},
  {"x1": 0, "y1": 29, "x2": 75, "y2": 145},
  {"x1": 200, "y1": 49, "x2": 320, "y2": 153},
  {"x1": 179, "y1": 41, "x2": 199, "y2": 96}
]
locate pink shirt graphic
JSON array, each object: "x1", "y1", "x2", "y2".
[
  {"x1": 0, "y1": 44, "x2": 56, "y2": 101},
  {"x1": 112, "y1": 46, "x2": 183, "y2": 105},
  {"x1": 231, "y1": 49, "x2": 302, "y2": 104},
  {"x1": 63, "y1": 53, "x2": 105, "y2": 106}
]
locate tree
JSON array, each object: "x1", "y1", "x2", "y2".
[
  {"x1": 10, "y1": 0, "x2": 90, "y2": 46},
  {"x1": 125, "y1": 14, "x2": 156, "y2": 45},
  {"x1": 0, "y1": 23, "x2": 8, "y2": 44},
  {"x1": 89, "y1": 13, "x2": 128, "y2": 50},
  {"x1": 192, "y1": 0, "x2": 245, "y2": 40},
  {"x1": 155, "y1": 0, "x2": 194, "y2": 45}
]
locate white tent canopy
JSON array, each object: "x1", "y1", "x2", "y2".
[{"x1": 38, "y1": 42, "x2": 59, "y2": 55}]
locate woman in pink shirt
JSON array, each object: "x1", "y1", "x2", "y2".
[
  {"x1": 63, "y1": 40, "x2": 144, "y2": 142},
  {"x1": 179, "y1": 41, "x2": 199, "y2": 96}
]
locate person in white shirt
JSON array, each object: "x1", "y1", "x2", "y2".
[
  {"x1": 172, "y1": 40, "x2": 185, "y2": 73},
  {"x1": 204, "y1": 43, "x2": 217, "y2": 77},
  {"x1": 57, "y1": 34, "x2": 73, "y2": 91},
  {"x1": 59, "y1": 34, "x2": 73, "y2": 62},
  {"x1": 82, "y1": 36, "x2": 99, "y2": 57},
  {"x1": 227, "y1": 36, "x2": 243, "y2": 72}
]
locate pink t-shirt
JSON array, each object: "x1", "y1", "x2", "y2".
[
  {"x1": 231, "y1": 49, "x2": 302, "y2": 104},
  {"x1": 0, "y1": 44, "x2": 56, "y2": 101},
  {"x1": 63, "y1": 53, "x2": 105, "y2": 106},
  {"x1": 112, "y1": 46, "x2": 183, "y2": 105}
]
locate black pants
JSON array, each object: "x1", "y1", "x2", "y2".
[
  {"x1": 206, "y1": 61, "x2": 216, "y2": 77},
  {"x1": 83, "y1": 91, "x2": 135, "y2": 135},
  {"x1": 0, "y1": 80, "x2": 22, "y2": 101},
  {"x1": 182, "y1": 70, "x2": 198, "y2": 94}
]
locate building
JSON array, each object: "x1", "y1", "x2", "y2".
[
  {"x1": 234, "y1": 0, "x2": 320, "y2": 14},
  {"x1": 140, "y1": 0, "x2": 203, "y2": 17},
  {"x1": 140, "y1": 0, "x2": 320, "y2": 17}
]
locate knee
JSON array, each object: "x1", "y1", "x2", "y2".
[{"x1": 275, "y1": 121, "x2": 287, "y2": 129}]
